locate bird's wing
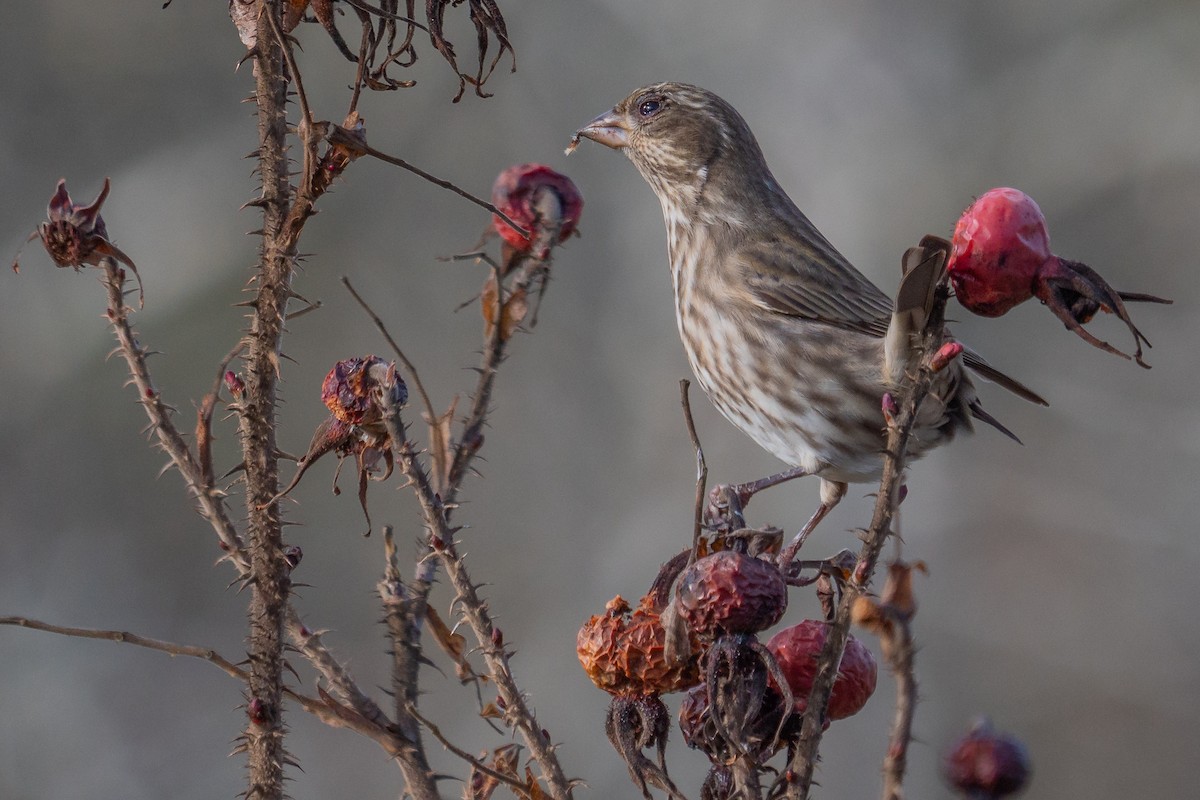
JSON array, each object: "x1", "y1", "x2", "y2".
[
  {"x1": 739, "y1": 230, "x2": 1049, "y2": 407},
  {"x1": 738, "y1": 231, "x2": 893, "y2": 338}
]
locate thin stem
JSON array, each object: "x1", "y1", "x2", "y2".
[
  {"x1": 377, "y1": 391, "x2": 574, "y2": 800},
  {"x1": 881, "y1": 617, "x2": 917, "y2": 800},
  {"x1": 679, "y1": 379, "x2": 708, "y2": 563},
  {"x1": 379, "y1": 526, "x2": 440, "y2": 799},
  {"x1": 341, "y1": 275, "x2": 437, "y2": 427},
  {"x1": 99, "y1": 260, "x2": 246, "y2": 564},
  {"x1": 0, "y1": 617, "x2": 425, "y2": 769},
  {"x1": 357, "y1": 140, "x2": 529, "y2": 238}
]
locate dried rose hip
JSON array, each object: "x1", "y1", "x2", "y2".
[
  {"x1": 766, "y1": 620, "x2": 877, "y2": 721},
  {"x1": 577, "y1": 595, "x2": 700, "y2": 696},
  {"x1": 491, "y1": 163, "x2": 583, "y2": 253},
  {"x1": 943, "y1": 718, "x2": 1031, "y2": 798},
  {"x1": 675, "y1": 550, "x2": 787, "y2": 639},
  {"x1": 947, "y1": 187, "x2": 1169, "y2": 366},
  {"x1": 321, "y1": 355, "x2": 406, "y2": 426}
]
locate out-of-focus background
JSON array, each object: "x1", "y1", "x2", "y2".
[{"x1": 1, "y1": 2, "x2": 1196, "y2": 798}]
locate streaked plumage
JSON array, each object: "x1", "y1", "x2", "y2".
[{"x1": 576, "y1": 83, "x2": 1044, "y2": 531}]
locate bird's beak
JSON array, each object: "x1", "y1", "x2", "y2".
[{"x1": 573, "y1": 109, "x2": 629, "y2": 150}]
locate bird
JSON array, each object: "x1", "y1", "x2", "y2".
[{"x1": 571, "y1": 82, "x2": 1045, "y2": 550}]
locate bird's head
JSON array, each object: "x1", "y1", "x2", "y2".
[{"x1": 573, "y1": 82, "x2": 770, "y2": 206}]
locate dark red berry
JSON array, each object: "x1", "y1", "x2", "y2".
[
  {"x1": 766, "y1": 620, "x2": 877, "y2": 721},
  {"x1": 675, "y1": 550, "x2": 787, "y2": 639},
  {"x1": 943, "y1": 718, "x2": 1031, "y2": 798}
]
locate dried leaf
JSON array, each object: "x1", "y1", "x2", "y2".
[
  {"x1": 523, "y1": 766, "x2": 548, "y2": 800},
  {"x1": 425, "y1": 605, "x2": 486, "y2": 684},
  {"x1": 426, "y1": 396, "x2": 458, "y2": 496},
  {"x1": 480, "y1": 276, "x2": 527, "y2": 341}
]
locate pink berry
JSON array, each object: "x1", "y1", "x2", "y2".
[
  {"x1": 947, "y1": 187, "x2": 1050, "y2": 317},
  {"x1": 491, "y1": 164, "x2": 583, "y2": 252}
]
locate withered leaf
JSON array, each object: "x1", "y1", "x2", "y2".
[
  {"x1": 480, "y1": 276, "x2": 527, "y2": 342},
  {"x1": 426, "y1": 396, "x2": 458, "y2": 496}
]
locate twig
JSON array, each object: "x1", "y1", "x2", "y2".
[
  {"x1": 778, "y1": 256, "x2": 953, "y2": 800},
  {"x1": 99, "y1": 259, "x2": 247, "y2": 565},
  {"x1": 679, "y1": 379, "x2": 708, "y2": 563},
  {"x1": 0, "y1": 616, "x2": 430, "y2": 768},
  {"x1": 379, "y1": 525, "x2": 438, "y2": 795},
  {"x1": 407, "y1": 704, "x2": 532, "y2": 795},
  {"x1": 99, "y1": 260, "x2": 401, "y2": 763},
  {"x1": 240, "y1": 4, "x2": 300, "y2": 794},
  {"x1": 357, "y1": 140, "x2": 529, "y2": 238},
  {"x1": 1, "y1": 616, "x2": 250, "y2": 681},
  {"x1": 341, "y1": 276, "x2": 437, "y2": 427},
  {"x1": 443, "y1": 189, "x2": 562, "y2": 503}
]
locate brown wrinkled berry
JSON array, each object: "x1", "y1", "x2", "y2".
[
  {"x1": 577, "y1": 595, "x2": 700, "y2": 696},
  {"x1": 321, "y1": 355, "x2": 407, "y2": 426},
  {"x1": 675, "y1": 550, "x2": 787, "y2": 639}
]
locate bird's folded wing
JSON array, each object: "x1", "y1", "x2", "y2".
[{"x1": 739, "y1": 237, "x2": 893, "y2": 338}]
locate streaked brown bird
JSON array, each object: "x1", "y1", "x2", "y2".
[{"x1": 573, "y1": 82, "x2": 1045, "y2": 547}]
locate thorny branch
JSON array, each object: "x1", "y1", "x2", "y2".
[
  {"x1": 374, "y1": 365, "x2": 575, "y2": 800},
  {"x1": 0, "y1": 617, "x2": 429, "y2": 772}
]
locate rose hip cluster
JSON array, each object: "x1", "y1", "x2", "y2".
[
  {"x1": 947, "y1": 187, "x2": 1169, "y2": 367},
  {"x1": 578, "y1": 546, "x2": 876, "y2": 797}
]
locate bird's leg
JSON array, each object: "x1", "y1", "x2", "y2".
[
  {"x1": 778, "y1": 480, "x2": 848, "y2": 565},
  {"x1": 703, "y1": 466, "x2": 811, "y2": 535}
]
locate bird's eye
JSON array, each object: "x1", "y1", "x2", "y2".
[{"x1": 638, "y1": 98, "x2": 663, "y2": 117}]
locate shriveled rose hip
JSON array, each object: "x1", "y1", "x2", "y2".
[
  {"x1": 675, "y1": 550, "x2": 787, "y2": 639},
  {"x1": 491, "y1": 163, "x2": 583, "y2": 252},
  {"x1": 766, "y1": 620, "x2": 877, "y2": 721},
  {"x1": 577, "y1": 595, "x2": 700, "y2": 696}
]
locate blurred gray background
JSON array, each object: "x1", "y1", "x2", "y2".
[{"x1": 1, "y1": 2, "x2": 1197, "y2": 798}]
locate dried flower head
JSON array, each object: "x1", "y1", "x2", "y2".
[
  {"x1": 271, "y1": 355, "x2": 408, "y2": 535},
  {"x1": 15, "y1": 178, "x2": 144, "y2": 306}
]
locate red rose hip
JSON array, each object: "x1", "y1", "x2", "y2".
[{"x1": 766, "y1": 620, "x2": 877, "y2": 720}]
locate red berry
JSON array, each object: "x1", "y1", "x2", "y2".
[
  {"x1": 947, "y1": 187, "x2": 1169, "y2": 365},
  {"x1": 943, "y1": 718, "x2": 1031, "y2": 798},
  {"x1": 675, "y1": 550, "x2": 788, "y2": 639},
  {"x1": 947, "y1": 187, "x2": 1051, "y2": 317},
  {"x1": 766, "y1": 620, "x2": 877, "y2": 720},
  {"x1": 491, "y1": 163, "x2": 583, "y2": 252}
]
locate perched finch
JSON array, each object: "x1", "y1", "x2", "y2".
[{"x1": 573, "y1": 83, "x2": 1044, "y2": 543}]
